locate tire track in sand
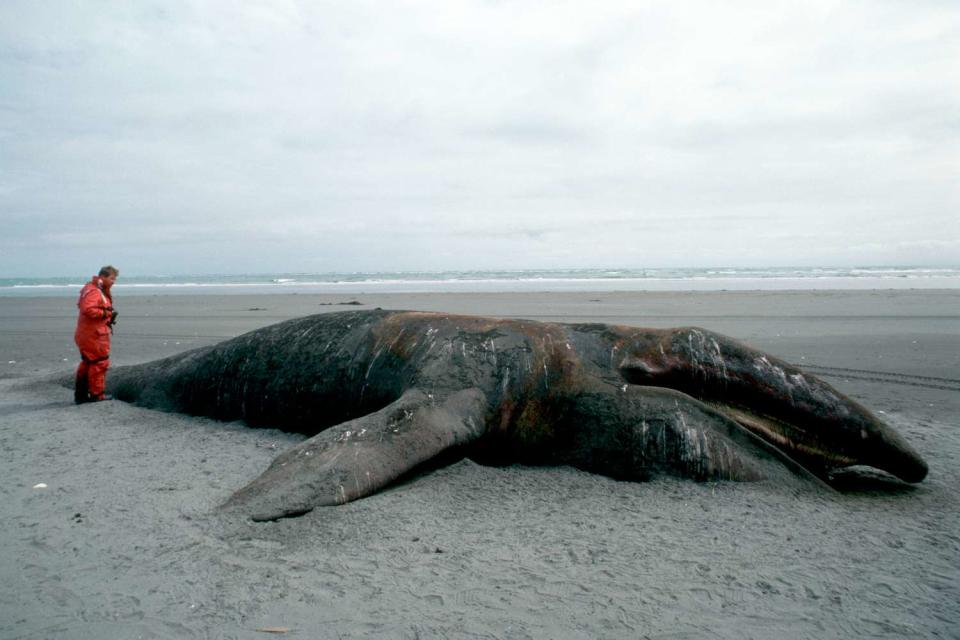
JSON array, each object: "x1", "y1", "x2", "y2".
[{"x1": 796, "y1": 364, "x2": 960, "y2": 392}]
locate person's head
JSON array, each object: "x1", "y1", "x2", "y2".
[{"x1": 98, "y1": 265, "x2": 119, "y2": 290}]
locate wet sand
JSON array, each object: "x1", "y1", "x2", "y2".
[{"x1": 1, "y1": 290, "x2": 958, "y2": 638}]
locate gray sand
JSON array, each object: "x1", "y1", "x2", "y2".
[{"x1": 1, "y1": 290, "x2": 958, "y2": 639}]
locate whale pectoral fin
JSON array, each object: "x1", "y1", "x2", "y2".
[
  {"x1": 563, "y1": 385, "x2": 823, "y2": 486},
  {"x1": 222, "y1": 387, "x2": 488, "y2": 521}
]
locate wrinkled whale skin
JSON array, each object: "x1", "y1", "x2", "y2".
[{"x1": 108, "y1": 310, "x2": 927, "y2": 520}]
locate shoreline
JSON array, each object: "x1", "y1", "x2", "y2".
[{"x1": 4, "y1": 277, "x2": 960, "y2": 297}]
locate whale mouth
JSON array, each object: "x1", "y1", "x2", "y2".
[
  {"x1": 860, "y1": 431, "x2": 928, "y2": 484},
  {"x1": 708, "y1": 402, "x2": 928, "y2": 485},
  {"x1": 826, "y1": 466, "x2": 922, "y2": 493}
]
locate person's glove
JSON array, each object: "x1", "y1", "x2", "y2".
[{"x1": 108, "y1": 309, "x2": 119, "y2": 328}]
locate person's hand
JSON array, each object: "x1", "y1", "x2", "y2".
[{"x1": 108, "y1": 309, "x2": 119, "y2": 327}]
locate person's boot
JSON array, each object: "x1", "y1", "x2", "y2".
[{"x1": 74, "y1": 372, "x2": 90, "y2": 404}]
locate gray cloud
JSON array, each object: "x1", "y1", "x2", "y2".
[{"x1": 0, "y1": 1, "x2": 957, "y2": 276}]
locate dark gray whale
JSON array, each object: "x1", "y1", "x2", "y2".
[{"x1": 107, "y1": 310, "x2": 927, "y2": 520}]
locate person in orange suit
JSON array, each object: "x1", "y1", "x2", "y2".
[{"x1": 74, "y1": 265, "x2": 119, "y2": 403}]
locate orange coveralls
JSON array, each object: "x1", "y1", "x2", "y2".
[{"x1": 74, "y1": 277, "x2": 114, "y2": 399}]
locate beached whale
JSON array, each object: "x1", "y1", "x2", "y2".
[{"x1": 107, "y1": 309, "x2": 927, "y2": 520}]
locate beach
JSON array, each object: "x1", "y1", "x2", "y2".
[{"x1": 1, "y1": 289, "x2": 957, "y2": 639}]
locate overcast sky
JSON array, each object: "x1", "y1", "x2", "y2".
[{"x1": 1, "y1": 1, "x2": 957, "y2": 277}]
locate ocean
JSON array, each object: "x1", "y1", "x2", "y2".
[{"x1": 2, "y1": 266, "x2": 959, "y2": 297}]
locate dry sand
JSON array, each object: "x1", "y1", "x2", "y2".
[{"x1": 1, "y1": 290, "x2": 957, "y2": 639}]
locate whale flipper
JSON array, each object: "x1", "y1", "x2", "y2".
[
  {"x1": 553, "y1": 385, "x2": 823, "y2": 485},
  {"x1": 224, "y1": 387, "x2": 487, "y2": 521}
]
